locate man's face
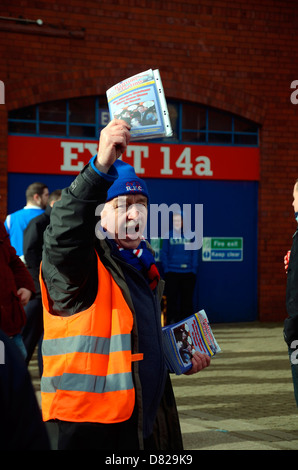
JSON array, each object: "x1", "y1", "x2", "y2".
[
  {"x1": 37, "y1": 188, "x2": 49, "y2": 209},
  {"x1": 101, "y1": 194, "x2": 148, "y2": 249},
  {"x1": 293, "y1": 183, "x2": 298, "y2": 214},
  {"x1": 173, "y1": 214, "x2": 183, "y2": 231}
]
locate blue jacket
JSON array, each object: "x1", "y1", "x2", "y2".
[
  {"x1": 160, "y1": 230, "x2": 198, "y2": 274},
  {"x1": 5, "y1": 207, "x2": 45, "y2": 257}
]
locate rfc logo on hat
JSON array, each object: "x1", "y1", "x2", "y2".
[
  {"x1": 106, "y1": 160, "x2": 149, "y2": 202},
  {"x1": 126, "y1": 181, "x2": 144, "y2": 193}
]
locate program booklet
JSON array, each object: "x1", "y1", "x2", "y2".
[
  {"x1": 162, "y1": 309, "x2": 221, "y2": 375},
  {"x1": 106, "y1": 69, "x2": 173, "y2": 141}
]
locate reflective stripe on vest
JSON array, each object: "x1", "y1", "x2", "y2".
[{"x1": 40, "y1": 251, "x2": 139, "y2": 424}]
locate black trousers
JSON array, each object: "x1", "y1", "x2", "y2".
[
  {"x1": 56, "y1": 414, "x2": 157, "y2": 450},
  {"x1": 164, "y1": 272, "x2": 196, "y2": 324},
  {"x1": 57, "y1": 420, "x2": 138, "y2": 450},
  {"x1": 22, "y1": 297, "x2": 43, "y2": 375}
]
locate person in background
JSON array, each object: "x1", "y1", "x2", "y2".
[
  {"x1": 0, "y1": 328, "x2": 50, "y2": 450},
  {"x1": 5, "y1": 182, "x2": 49, "y2": 260},
  {"x1": 0, "y1": 221, "x2": 35, "y2": 358},
  {"x1": 22, "y1": 189, "x2": 62, "y2": 373},
  {"x1": 284, "y1": 179, "x2": 298, "y2": 406},
  {"x1": 40, "y1": 118, "x2": 210, "y2": 451},
  {"x1": 160, "y1": 211, "x2": 198, "y2": 324}
]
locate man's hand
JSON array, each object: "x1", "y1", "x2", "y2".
[
  {"x1": 183, "y1": 351, "x2": 211, "y2": 375},
  {"x1": 17, "y1": 287, "x2": 32, "y2": 306},
  {"x1": 284, "y1": 250, "x2": 291, "y2": 274},
  {"x1": 95, "y1": 119, "x2": 131, "y2": 174}
]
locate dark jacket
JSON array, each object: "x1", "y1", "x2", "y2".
[
  {"x1": 0, "y1": 329, "x2": 50, "y2": 450},
  {"x1": 285, "y1": 229, "x2": 298, "y2": 346},
  {"x1": 0, "y1": 221, "x2": 35, "y2": 337},
  {"x1": 41, "y1": 162, "x2": 183, "y2": 450},
  {"x1": 23, "y1": 204, "x2": 52, "y2": 296}
]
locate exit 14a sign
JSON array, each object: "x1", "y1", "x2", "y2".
[{"x1": 202, "y1": 237, "x2": 243, "y2": 261}]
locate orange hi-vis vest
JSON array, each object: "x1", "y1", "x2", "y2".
[{"x1": 40, "y1": 252, "x2": 143, "y2": 424}]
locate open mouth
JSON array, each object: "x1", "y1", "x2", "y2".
[{"x1": 125, "y1": 221, "x2": 140, "y2": 238}]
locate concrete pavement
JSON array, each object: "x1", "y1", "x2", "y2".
[
  {"x1": 29, "y1": 321, "x2": 298, "y2": 450},
  {"x1": 171, "y1": 321, "x2": 298, "y2": 450}
]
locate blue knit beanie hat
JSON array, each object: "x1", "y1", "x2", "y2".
[{"x1": 106, "y1": 159, "x2": 149, "y2": 202}]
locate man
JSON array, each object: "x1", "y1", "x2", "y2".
[
  {"x1": 136, "y1": 103, "x2": 158, "y2": 126},
  {"x1": 284, "y1": 179, "x2": 298, "y2": 406},
  {"x1": 22, "y1": 189, "x2": 62, "y2": 371},
  {"x1": 160, "y1": 211, "x2": 198, "y2": 324},
  {"x1": 0, "y1": 221, "x2": 35, "y2": 359},
  {"x1": 0, "y1": 329, "x2": 50, "y2": 450},
  {"x1": 5, "y1": 182, "x2": 49, "y2": 259},
  {"x1": 40, "y1": 119, "x2": 210, "y2": 450}
]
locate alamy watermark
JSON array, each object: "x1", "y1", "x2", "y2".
[
  {"x1": 0, "y1": 80, "x2": 4, "y2": 104},
  {"x1": 290, "y1": 80, "x2": 298, "y2": 105},
  {"x1": 0, "y1": 340, "x2": 4, "y2": 365},
  {"x1": 95, "y1": 201, "x2": 203, "y2": 250},
  {"x1": 290, "y1": 340, "x2": 298, "y2": 364}
]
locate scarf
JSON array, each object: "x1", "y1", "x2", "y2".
[{"x1": 114, "y1": 239, "x2": 160, "y2": 291}]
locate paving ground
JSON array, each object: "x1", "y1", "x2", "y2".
[
  {"x1": 29, "y1": 321, "x2": 298, "y2": 451},
  {"x1": 171, "y1": 321, "x2": 298, "y2": 450}
]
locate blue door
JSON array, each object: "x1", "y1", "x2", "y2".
[
  {"x1": 7, "y1": 173, "x2": 258, "y2": 323},
  {"x1": 6, "y1": 173, "x2": 75, "y2": 214},
  {"x1": 146, "y1": 177, "x2": 258, "y2": 323}
]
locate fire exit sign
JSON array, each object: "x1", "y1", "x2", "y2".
[{"x1": 202, "y1": 237, "x2": 243, "y2": 261}]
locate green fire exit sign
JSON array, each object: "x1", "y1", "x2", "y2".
[{"x1": 202, "y1": 237, "x2": 243, "y2": 261}]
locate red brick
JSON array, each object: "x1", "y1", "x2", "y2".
[{"x1": 0, "y1": 0, "x2": 297, "y2": 320}]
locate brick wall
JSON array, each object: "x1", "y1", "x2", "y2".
[
  {"x1": 0, "y1": 0, "x2": 298, "y2": 321},
  {"x1": 0, "y1": 107, "x2": 7, "y2": 222}
]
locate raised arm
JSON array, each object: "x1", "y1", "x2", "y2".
[{"x1": 41, "y1": 119, "x2": 131, "y2": 315}]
